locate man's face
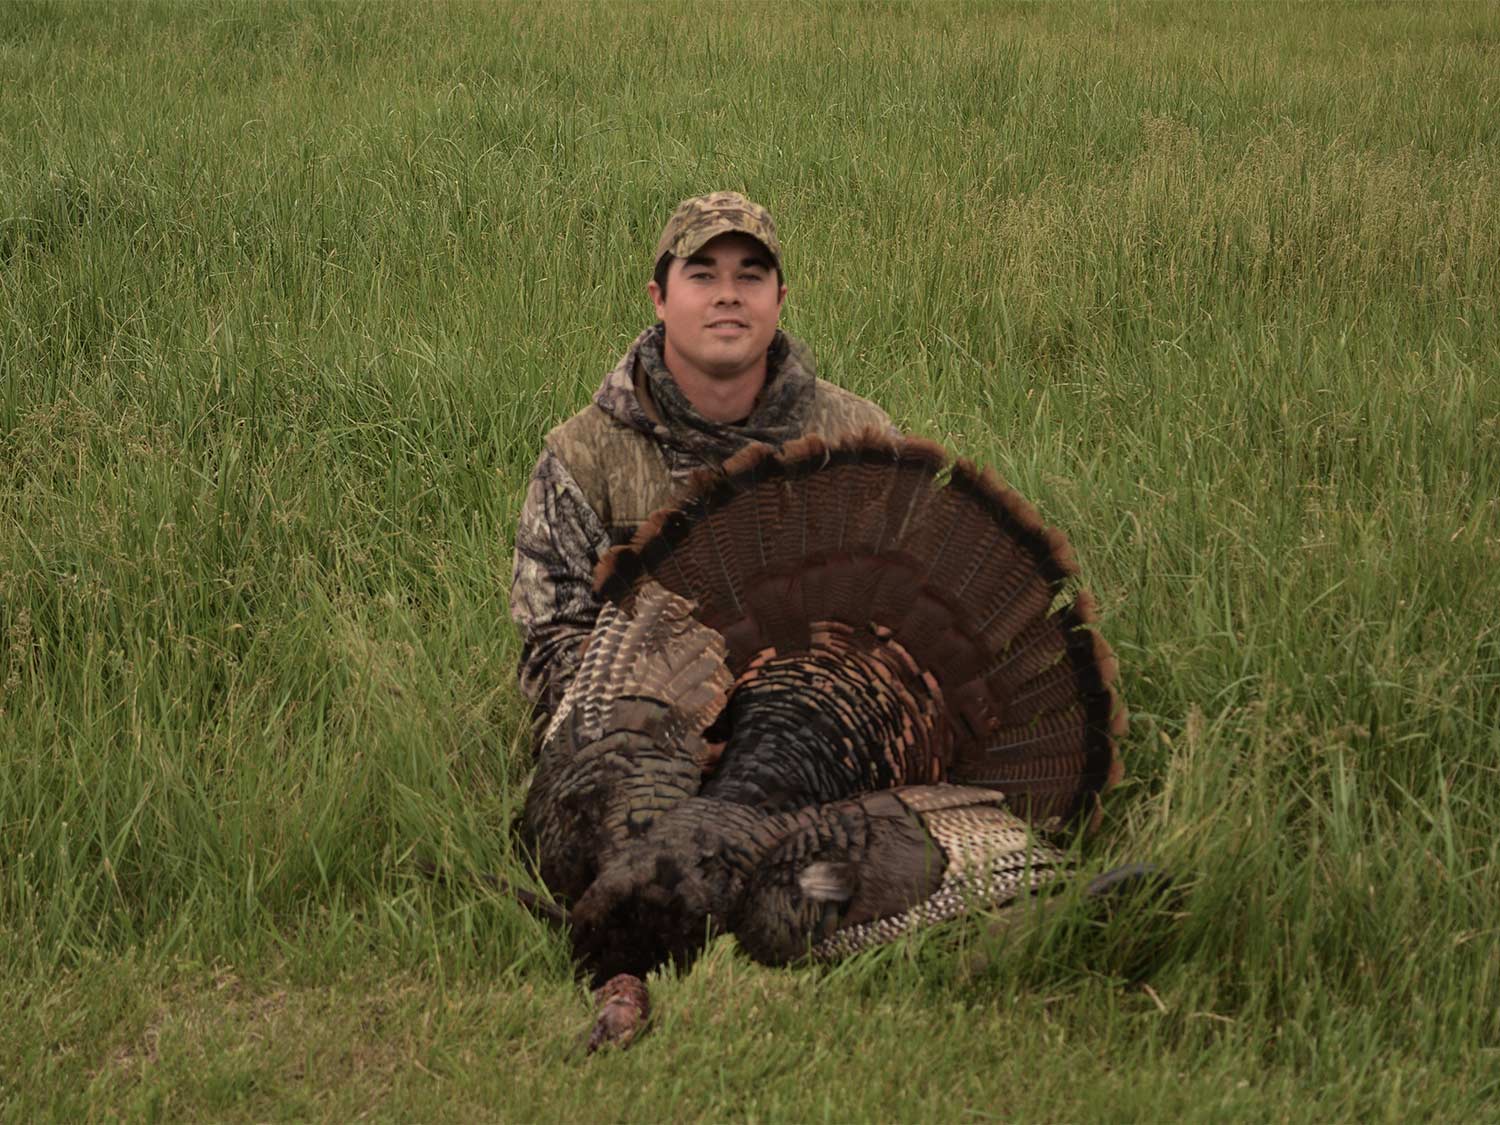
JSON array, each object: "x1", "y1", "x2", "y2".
[{"x1": 649, "y1": 232, "x2": 787, "y2": 382}]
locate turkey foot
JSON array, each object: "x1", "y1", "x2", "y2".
[{"x1": 586, "y1": 973, "x2": 651, "y2": 1053}]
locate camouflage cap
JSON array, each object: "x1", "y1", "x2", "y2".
[{"x1": 654, "y1": 191, "x2": 783, "y2": 274}]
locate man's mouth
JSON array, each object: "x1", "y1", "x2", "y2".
[{"x1": 707, "y1": 319, "x2": 749, "y2": 331}]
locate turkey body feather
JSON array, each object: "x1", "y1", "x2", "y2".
[
  {"x1": 520, "y1": 431, "x2": 1126, "y2": 985},
  {"x1": 522, "y1": 582, "x2": 732, "y2": 905}
]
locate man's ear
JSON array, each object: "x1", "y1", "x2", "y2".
[
  {"x1": 776, "y1": 282, "x2": 788, "y2": 310},
  {"x1": 648, "y1": 279, "x2": 666, "y2": 319}
]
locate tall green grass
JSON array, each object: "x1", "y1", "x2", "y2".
[{"x1": 2, "y1": 1, "x2": 1497, "y2": 1119}]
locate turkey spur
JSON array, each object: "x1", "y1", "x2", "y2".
[{"x1": 521, "y1": 430, "x2": 1127, "y2": 985}]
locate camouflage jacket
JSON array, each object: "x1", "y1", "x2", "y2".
[{"x1": 510, "y1": 323, "x2": 893, "y2": 723}]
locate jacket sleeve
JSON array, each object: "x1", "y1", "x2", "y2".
[{"x1": 510, "y1": 446, "x2": 612, "y2": 723}]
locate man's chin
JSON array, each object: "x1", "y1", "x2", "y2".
[
  {"x1": 663, "y1": 332, "x2": 773, "y2": 384},
  {"x1": 689, "y1": 346, "x2": 759, "y2": 381}
]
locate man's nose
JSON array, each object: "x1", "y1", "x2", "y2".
[{"x1": 713, "y1": 279, "x2": 741, "y2": 303}]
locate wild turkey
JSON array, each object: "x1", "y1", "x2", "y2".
[{"x1": 521, "y1": 429, "x2": 1126, "y2": 991}]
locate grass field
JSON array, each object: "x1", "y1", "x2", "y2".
[{"x1": 2, "y1": 0, "x2": 1498, "y2": 1119}]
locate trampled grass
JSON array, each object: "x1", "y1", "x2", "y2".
[{"x1": 2, "y1": 1, "x2": 1497, "y2": 1119}]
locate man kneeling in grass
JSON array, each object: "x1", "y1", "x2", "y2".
[{"x1": 507, "y1": 192, "x2": 1171, "y2": 1050}]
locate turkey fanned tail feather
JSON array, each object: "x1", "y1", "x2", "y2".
[{"x1": 595, "y1": 430, "x2": 1124, "y2": 826}]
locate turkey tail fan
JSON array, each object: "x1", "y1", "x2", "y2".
[
  {"x1": 522, "y1": 581, "x2": 733, "y2": 903},
  {"x1": 593, "y1": 430, "x2": 1125, "y2": 831}
]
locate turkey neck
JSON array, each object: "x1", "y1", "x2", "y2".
[{"x1": 702, "y1": 629, "x2": 952, "y2": 813}]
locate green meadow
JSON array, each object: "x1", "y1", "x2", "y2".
[{"x1": 2, "y1": 0, "x2": 1497, "y2": 1118}]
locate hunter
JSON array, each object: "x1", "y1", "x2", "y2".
[{"x1": 510, "y1": 191, "x2": 893, "y2": 727}]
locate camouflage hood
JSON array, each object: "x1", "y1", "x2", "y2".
[{"x1": 593, "y1": 323, "x2": 818, "y2": 466}]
